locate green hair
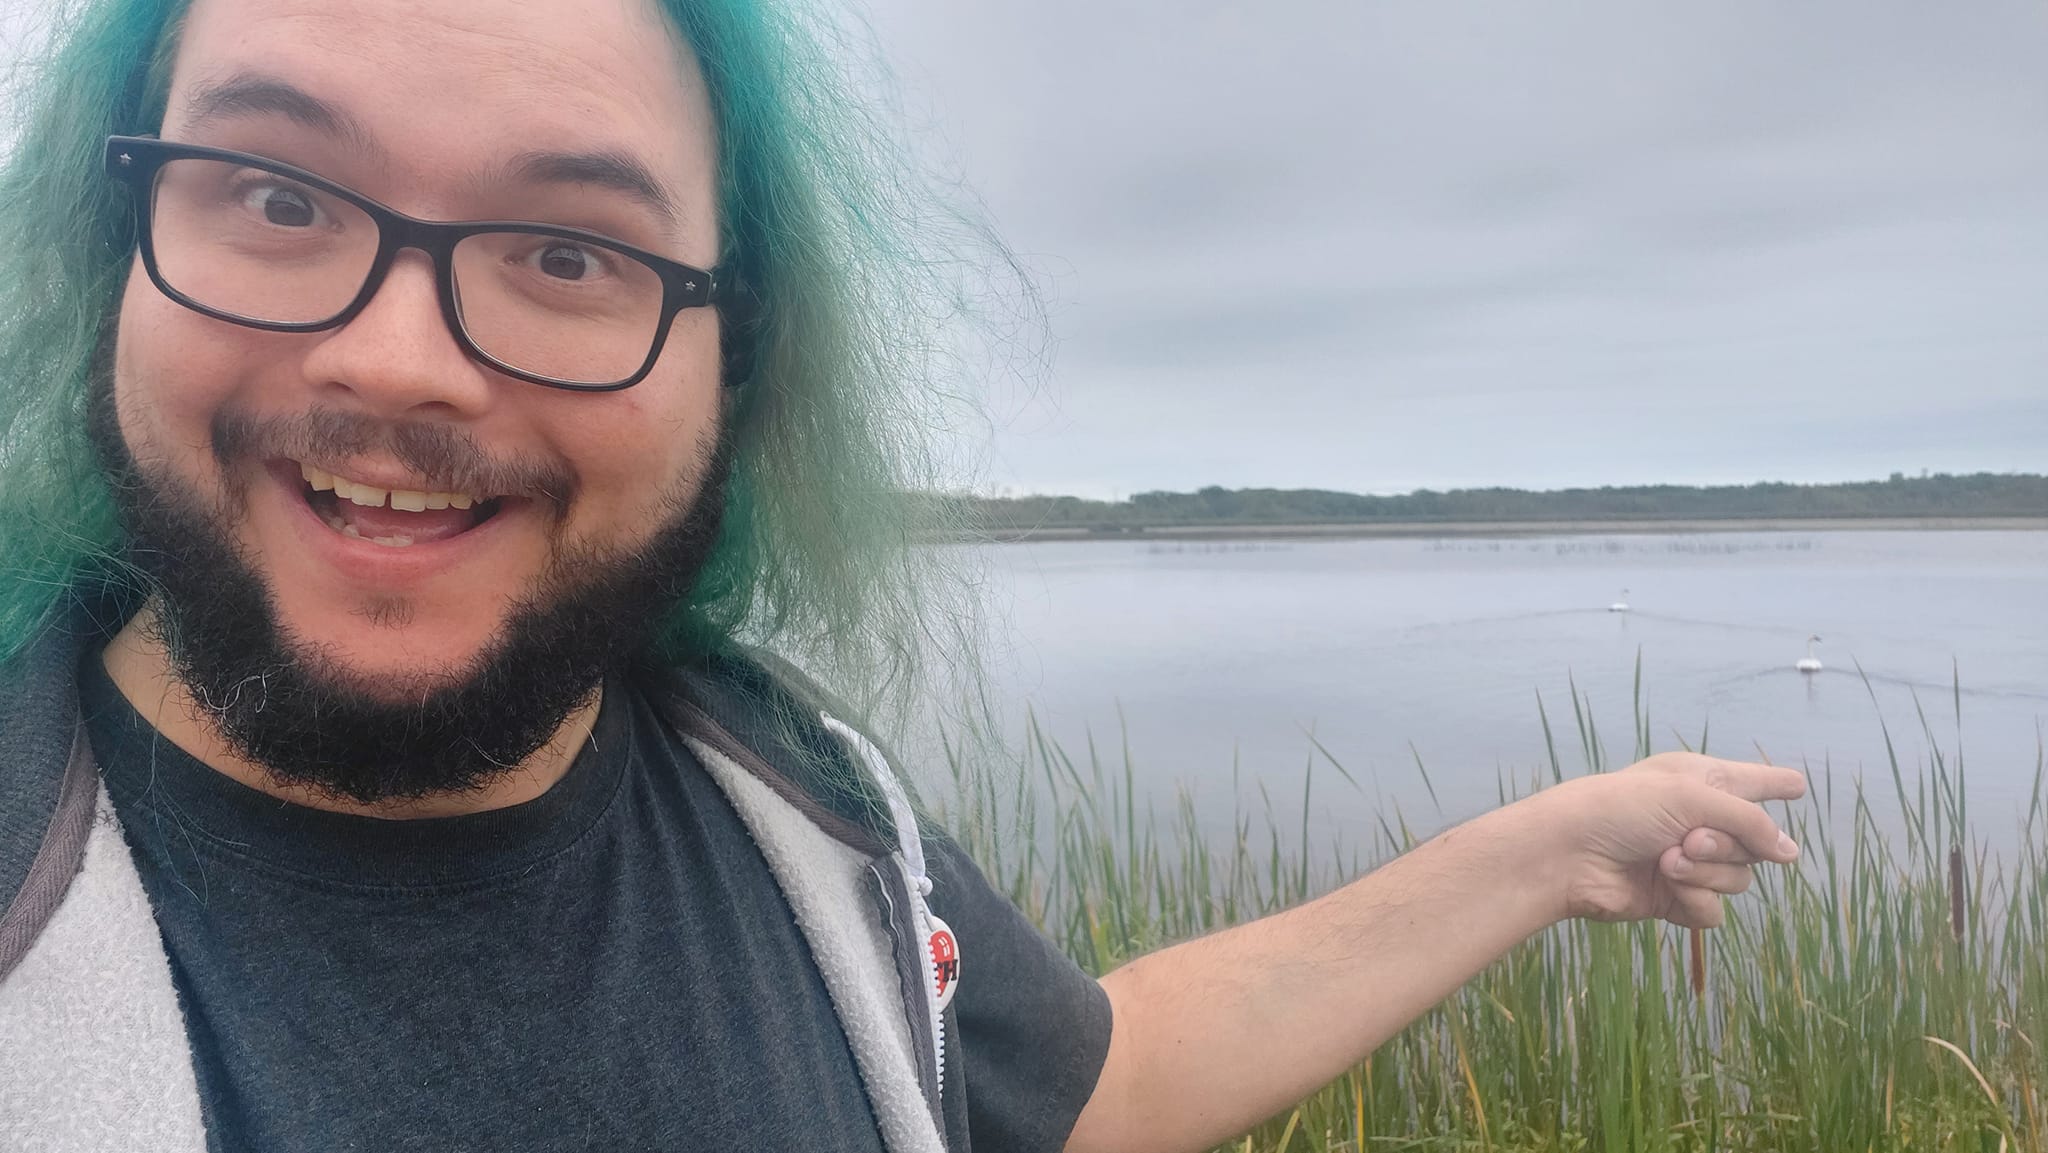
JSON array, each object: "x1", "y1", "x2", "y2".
[{"x1": 0, "y1": 0, "x2": 1015, "y2": 745}]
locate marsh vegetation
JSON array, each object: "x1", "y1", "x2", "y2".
[{"x1": 940, "y1": 672, "x2": 2048, "y2": 1151}]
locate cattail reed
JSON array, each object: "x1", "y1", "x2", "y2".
[{"x1": 1949, "y1": 844, "x2": 1965, "y2": 942}]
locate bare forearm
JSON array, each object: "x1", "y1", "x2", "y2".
[{"x1": 1065, "y1": 802, "x2": 1566, "y2": 1153}]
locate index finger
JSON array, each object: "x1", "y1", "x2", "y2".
[{"x1": 1702, "y1": 758, "x2": 1807, "y2": 804}]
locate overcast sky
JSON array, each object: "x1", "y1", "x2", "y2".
[
  {"x1": 5, "y1": 3, "x2": 2042, "y2": 497},
  {"x1": 862, "y1": 0, "x2": 2048, "y2": 497}
]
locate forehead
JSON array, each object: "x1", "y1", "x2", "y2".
[{"x1": 162, "y1": 0, "x2": 716, "y2": 225}]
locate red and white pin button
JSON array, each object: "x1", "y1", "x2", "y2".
[{"x1": 927, "y1": 913, "x2": 960, "y2": 1012}]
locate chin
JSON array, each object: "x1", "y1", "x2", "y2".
[{"x1": 269, "y1": 592, "x2": 513, "y2": 693}]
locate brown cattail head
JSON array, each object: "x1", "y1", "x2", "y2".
[
  {"x1": 1689, "y1": 925, "x2": 1707, "y2": 999},
  {"x1": 1949, "y1": 846, "x2": 1966, "y2": 942}
]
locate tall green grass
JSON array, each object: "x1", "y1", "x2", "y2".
[{"x1": 936, "y1": 670, "x2": 2048, "y2": 1151}]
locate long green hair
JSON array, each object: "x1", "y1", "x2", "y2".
[{"x1": 0, "y1": 0, "x2": 1012, "y2": 746}]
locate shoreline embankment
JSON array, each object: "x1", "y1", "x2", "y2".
[{"x1": 972, "y1": 516, "x2": 2048, "y2": 543}]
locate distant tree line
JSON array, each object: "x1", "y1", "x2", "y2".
[{"x1": 959, "y1": 472, "x2": 2048, "y2": 534}]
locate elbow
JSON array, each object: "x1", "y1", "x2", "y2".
[{"x1": 1063, "y1": 972, "x2": 1147, "y2": 1153}]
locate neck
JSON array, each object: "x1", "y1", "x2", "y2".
[{"x1": 100, "y1": 605, "x2": 601, "y2": 820}]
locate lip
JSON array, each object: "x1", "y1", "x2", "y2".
[{"x1": 262, "y1": 459, "x2": 525, "y2": 587}]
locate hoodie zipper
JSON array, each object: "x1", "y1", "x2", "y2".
[{"x1": 828, "y1": 716, "x2": 948, "y2": 1102}]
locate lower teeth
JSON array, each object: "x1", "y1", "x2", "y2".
[{"x1": 326, "y1": 517, "x2": 413, "y2": 548}]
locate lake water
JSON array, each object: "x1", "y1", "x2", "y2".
[{"x1": 972, "y1": 530, "x2": 2048, "y2": 848}]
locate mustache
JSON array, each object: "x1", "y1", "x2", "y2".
[{"x1": 211, "y1": 408, "x2": 578, "y2": 512}]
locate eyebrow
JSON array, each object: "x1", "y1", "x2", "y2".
[
  {"x1": 182, "y1": 72, "x2": 373, "y2": 153},
  {"x1": 180, "y1": 73, "x2": 682, "y2": 232},
  {"x1": 504, "y1": 149, "x2": 681, "y2": 229}
]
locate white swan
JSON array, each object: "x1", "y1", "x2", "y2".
[
  {"x1": 1608, "y1": 588, "x2": 1630, "y2": 613},
  {"x1": 1796, "y1": 635, "x2": 1823, "y2": 674}
]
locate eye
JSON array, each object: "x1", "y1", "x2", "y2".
[
  {"x1": 534, "y1": 243, "x2": 600, "y2": 281},
  {"x1": 238, "y1": 182, "x2": 322, "y2": 228}
]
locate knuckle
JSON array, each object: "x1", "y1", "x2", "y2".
[{"x1": 1636, "y1": 752, "x2": 1684, "y2": 775}]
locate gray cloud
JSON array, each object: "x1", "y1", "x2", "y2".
[{"x1": 863, "y1": 0, "x2": 2048, "y2": 495}]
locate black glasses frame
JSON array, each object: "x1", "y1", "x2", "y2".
[{"x1": 105, "y1": 134, "x2": 731, "y2": 392}]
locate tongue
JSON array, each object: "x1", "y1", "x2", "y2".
[{"x1": 336, "y1": 501, "x2": 478, "y2": 544}]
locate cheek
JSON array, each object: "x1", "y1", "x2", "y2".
[
  {"x1": 112, "y1": 273, "x2": 250, "y2": 475},
  {"x1": 553, "y1": 314, "x2": 725, "y2": 530}
]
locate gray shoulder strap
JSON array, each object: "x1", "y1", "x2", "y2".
[{"x1": 0, "y1": 783, "x2": 205, "y2": 1152}]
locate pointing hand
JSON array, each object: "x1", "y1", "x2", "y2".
[{"x1": 1519, "y1": 753, "x2": 1807, "y2": 929}]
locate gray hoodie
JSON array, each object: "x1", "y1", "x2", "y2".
[{"x1": 0, "y1": 608, "x2": 960, "y2": 1153}]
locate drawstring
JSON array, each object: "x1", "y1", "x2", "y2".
[{"x1": 821, "y1": 716, "x2": 932, "y2": 897}]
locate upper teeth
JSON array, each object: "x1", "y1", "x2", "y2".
[{"x1": 300, "y1": 461, "x2": 477, "y2": 511}]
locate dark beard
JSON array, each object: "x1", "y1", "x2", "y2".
[{"x1": 88, "y1": 362, "x2": 730, "y2": 806}]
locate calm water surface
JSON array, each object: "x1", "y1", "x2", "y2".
[{"x1": 973, "y1": 531, "x2": 2048, "y2": 845}]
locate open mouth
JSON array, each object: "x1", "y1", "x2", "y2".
[{"x1": 281, "y1": 459, "x2": 509, "y2": 549}]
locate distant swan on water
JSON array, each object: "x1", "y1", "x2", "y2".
[
  {"x1": 1608, "y1": 589, "x2": 1630, "y2": 613},
  {"x1": 1796, "y1": 635, "x2": 1823, "y2": 674}
]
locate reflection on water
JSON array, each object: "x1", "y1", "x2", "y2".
[{"x1": 972, "y1": 531, "x2": 2048, "y2": 847}]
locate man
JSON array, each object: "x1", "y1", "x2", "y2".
[{"x1": 0, "y1": 0, "x2": 1805, "y2": 1150}]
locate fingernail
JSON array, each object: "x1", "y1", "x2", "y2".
[
  {"x1": 1777, "y1": 833, "x2": 1799, "y2": 859},
  {"x1": 1670, "y1": 854, "x2": 1693, "y2": 874},
  {"x1": 1699, "y1": 833, "x2": 1718, "y2": 855}
]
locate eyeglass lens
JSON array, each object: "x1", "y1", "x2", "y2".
[{"x1": 148, "y1": 156, "x2": 666, "y2": 386}]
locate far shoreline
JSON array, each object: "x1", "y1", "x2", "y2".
[{"x1": 968, "y1": 516, "x2": 2048, "y2": 544}]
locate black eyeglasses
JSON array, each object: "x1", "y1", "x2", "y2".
[{"x1": 104, "y1": 135, "x2": 732, "y2": 391}]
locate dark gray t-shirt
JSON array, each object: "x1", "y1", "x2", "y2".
[{"x1": 82, "y1": 659, "x2": 1109, "y2": 1152}]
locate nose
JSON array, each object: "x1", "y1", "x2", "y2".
[{"x1": 297, "y1": 249, "x2": 497, "y2": 420}]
